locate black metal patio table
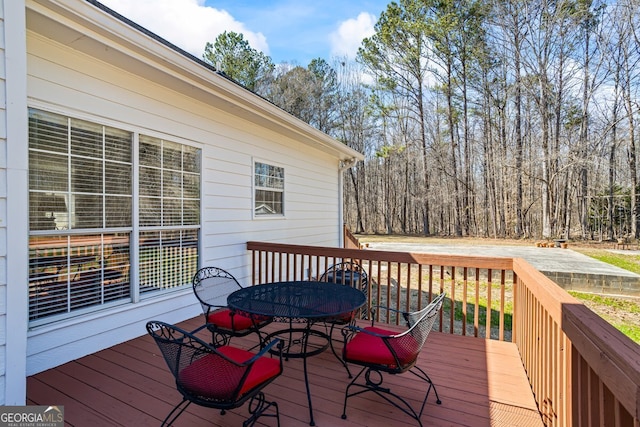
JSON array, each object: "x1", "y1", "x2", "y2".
[{"x1": 228, "y1": 280, "x2": 366, "y2": 426}]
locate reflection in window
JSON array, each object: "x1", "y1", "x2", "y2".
[{"x1": 28, "y1": 234, "x2": 131, "y2": 321}]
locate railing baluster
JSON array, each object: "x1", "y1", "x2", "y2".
[
  {"x1": 405, "y1": 263, "x2": 411, "y2": 312},
  {"x1": 500, "y1": 269, "x2": 505, "y2": 341},
  {"x1": 450, "y1": 266, "x2": 455, "y2": 334},
  {"x1": 439, "y1": 265, "x2": 445, "y2": 332},
  {"x1": 417, "y1": 264, "x2": 423, "y2": 309},
  {"x1": 474, "y1": 267, "x2": 480, "y2": 338},
  {"x1": 462, "y1": 267, "x2": 468, "y2": 336},
  {"x1": 386, "y1": 261, "x2": 392, "y2": 324},
  {"x1": 428, "y1": 264, "x2": 433, "y2": 302},
  {"x1": 394, "y1": 262, "x2": 401, "y2": 321},
  {"x1": 375, "y1": 261, "x2": 381, "y2": 322},
  {"x1": 486, "y1": 269, "x2": 492, "y2": 339}
]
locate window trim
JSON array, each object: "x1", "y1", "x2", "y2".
[
  {"x1": 252, "y1": 159, "x2": 285, "y2": 219},
  {"x1": 27, "y1": 106, "x2": 203, "y2": 325}
]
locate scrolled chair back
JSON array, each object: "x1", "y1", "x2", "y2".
[
  {"x1": 390, "y1": 293, "x2": 446, "y2": 368},
  {"x1": 192, "y1": 266, "x2": 242, "y2": 312},
  {"x1": 320, "y1": 261, "x2": 369, "y2": 319}
]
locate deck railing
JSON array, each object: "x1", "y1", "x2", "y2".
[
  {"x1": 247, "y1": 241, "x2": 640, "y2": 427},
  {"x1": 343, "y1": 224, "x2": 364, "y2": 249}
]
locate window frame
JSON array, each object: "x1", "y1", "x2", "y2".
[
  {"x1": 253, "y1": 159, "x2": 285, "y2": 218},
  {"x1": 27, "y1": 107, "x2": 202, "y2": 325}
]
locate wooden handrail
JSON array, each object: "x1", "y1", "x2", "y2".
[
  {"x1": 343, "y1": 224, "x2": 363, "y2": 249},
  {"x1": 512, "y1": 257, "x2": 640, "y2": 425},
  {"x1": 248, "y1": 241, "x2": 513, "y2": 335},
  {"x1": 247, "y1": 241, "x2": 640, "y2": 426}
]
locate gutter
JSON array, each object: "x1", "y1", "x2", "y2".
[{"x1": 338, "y1": 158, "x2": 358, "y2": 247}]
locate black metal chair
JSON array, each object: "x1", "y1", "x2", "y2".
[
  {"x1": 146, "y1": 320, "x2": 282, "y2": 427},
  {"x1": 193, "y1": 266, "x2": 272, "y2": 346},
  {"x1": 319, "y1": 261, "x2": 369, "y2": 374},
  {"x1": 340, "y1": 292, "x2": 446, "y2": 427}
]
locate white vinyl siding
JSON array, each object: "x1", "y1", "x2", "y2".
[{"x1": 21, "y1": 5, "x2": 356, "y2": 378}]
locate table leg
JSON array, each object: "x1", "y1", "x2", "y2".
[
  {"x1": 303, "y1": 322, "x2": 315, "y2": 426},
  {"x1": 262, "y1": 322, "x2": 331, "y2": 425},
  {"x1": 328, "y1": 323, "x2": 352, "y2": 378}
]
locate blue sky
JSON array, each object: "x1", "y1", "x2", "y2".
[{"x1": 100, "y1": 0, "x2": 390, "y2": 65}]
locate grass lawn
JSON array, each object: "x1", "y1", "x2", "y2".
[
  {"x1": 567, "y1": 289, "x2": 640, "y2": 344},
  {"x1": 573, "y1": 247, "x2": 640, "y2": 274},
  {"x1": 569, "y1": 247, "x2": 640, "y2": 343}
]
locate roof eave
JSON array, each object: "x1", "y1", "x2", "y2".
[{"x1": 26, "y1": 0, "x2": 364, "y2": 162}]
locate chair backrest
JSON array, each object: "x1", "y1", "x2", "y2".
[
  {"x1": 387, "y1": 293, "x2": 445, "y2": 370},
  {"x1": 192, "y1": 267, "x2": 242, "y2": 314},
  {"x1": 146, "y1": 320, "x2": 250, "y2": 404},
  {"x1": 320, "y1": 261, "x2": 369, "y2": 318},
  {"x1": 320, "y1": 261, "x2": 368, "y2": 290}
]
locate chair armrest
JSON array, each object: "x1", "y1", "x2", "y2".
[
  {"x1": 240, "y1": 338, "x2": 283, "y2": 366},
  {"x1": 369, "y1": 305, "x2": 408, "y2": 326},
  {"x1": 371, "y1": 305, "x2": 406, "y2": 315},
  {"x1": 341, "y1": 324, "x2": 397, "y2": 339},
  {"x1": 188, "y1": 323, "x2": 211, "y2": 335}
]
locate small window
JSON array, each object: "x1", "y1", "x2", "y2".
[{"x1": 254, "y1": 162, "x2": 284, "y2": 216}]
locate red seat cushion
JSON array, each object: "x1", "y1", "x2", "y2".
[
  {"x1": 179, "y1": 345, "x2": 281, "y2": 400},
  {"x1": 207, "y1": 308, "x2": 267, "y2": 331},
  {"x1": 344, "y1": 326, "x2": 419, "y2": 369}
]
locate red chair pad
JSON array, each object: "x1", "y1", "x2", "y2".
[
  {"x1": 179, "y1": 346, "x2": 280, "y2": 399},
  {"x1": 207, "y1": 308, "x2": 264, "y2": 331},
  {"x1": 344, "y1": 326, "x2": 419, "y2": 369}
]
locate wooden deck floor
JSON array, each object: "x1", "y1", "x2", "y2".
[{"x1": 27, "y1": 317, "x2": 544, "y2": 427}]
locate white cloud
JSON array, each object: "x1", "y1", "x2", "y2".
[
  {"x1": 99, "y1": 0, "x2": 269, "y2": 57},
  {"x1": 329, "y1": 12, "x2": 376, "y2": 59}
]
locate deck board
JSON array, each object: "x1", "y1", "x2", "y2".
[{"x1": 27, "y1": 317, "x2": 544, "y2": 426}]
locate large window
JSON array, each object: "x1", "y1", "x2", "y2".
[
  {"x1": 28, "y1": 109, "x2": 201, "y2": 323},
  {"x1": 254, "y1": 161, "x2": 284, "y2": 216}
]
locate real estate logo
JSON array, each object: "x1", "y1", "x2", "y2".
[{"x1": 0, "y1": 406, "x2": 64, "y2": 427}]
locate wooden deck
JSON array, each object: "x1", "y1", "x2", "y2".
[{"x1": 27, "y1": 317, "x2": 544, "y2": 427}]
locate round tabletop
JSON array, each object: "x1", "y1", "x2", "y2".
[{"x1": 227, "y1": 280, "x2": 366, "y2": 323}]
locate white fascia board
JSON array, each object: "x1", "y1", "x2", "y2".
[{"x1": 27, "y1": 0, "x2": 364, "y2": 163}]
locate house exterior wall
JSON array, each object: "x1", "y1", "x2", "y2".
[
  {"x1": 2, "y1": 0, "x2": 30, "y2": 405},
  {"x1": 22, "y1": 11, "x2": 344, "y2": 380}
]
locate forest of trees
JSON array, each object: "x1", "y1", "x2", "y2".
[{"x1": 203, "y1": 0, "x2": 640, "y2": 241}]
